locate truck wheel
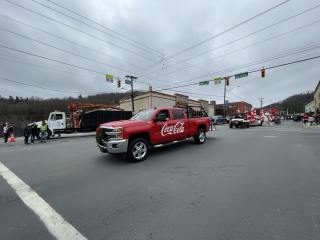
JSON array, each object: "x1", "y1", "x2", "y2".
[
  {"x1": 128, "y1": 138, "x2": 149, "y2": 162},
  {"x1": 194, "y1": 128, "x2": 206, "y2": 144},
  {"x1": 229, "y1": 124, "x2": 233, "y2": 128}
]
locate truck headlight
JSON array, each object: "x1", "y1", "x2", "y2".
[{"x1": 113, "y1": 127, "x2": 123, "y2": 139}]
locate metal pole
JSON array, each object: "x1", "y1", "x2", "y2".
[
  {"x1": 130, "y1": 77, "x2": 134, "y2": 112},
  {"x1": 126, "y1": 75, "x2": 137, "y2": 113},
  {"x1": 258, "y1": 97, "x2": 264, "y2": 110},
  {"x1": 223, "y1": 79, "x2": 226, "y2": 117}
]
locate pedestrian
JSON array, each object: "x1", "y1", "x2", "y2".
[
  {"x1": 24, "y1": 124, "x2": 31, "y2": 144},
  {"x1": 303, "y1": 113, "x2": 309, "y2": 128},
  {"x1": 30, "y1": 123, "x2": 37, "y2": 144},
  {"x1": 308, "y1": 115, "x2": 314, "y2": 127},
  {"x1": 40, "y1": 120, "x2": 48, "y2": 143},
  {"x1": 211, "y1": 117, "x2": 216, "y2": 131},
  {"x1": 2, "y1": 122, "x2": 9, "y2": 143}
]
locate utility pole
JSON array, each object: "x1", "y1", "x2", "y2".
[
  {"x1": 223, "y1": 79, "x2": 227, "y2": 117},
  {"x1": 258, "y1": 98, "x2": 264, "y2": 110},
  {"x1": 125, "y1": 75, "x2": 138, "y2": 112}
]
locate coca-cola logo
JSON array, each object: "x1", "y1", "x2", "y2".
[{"x1": 161, "y1": 122, "x2": 185, "y2": 136}]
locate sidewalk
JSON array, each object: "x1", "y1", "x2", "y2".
[{"x1": 0, "y1": 132, "x2": 96, "y2": 146}]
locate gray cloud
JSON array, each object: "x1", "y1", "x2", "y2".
[{"x1": 0, "y1": 0, "x2": 319, "y2": 107}]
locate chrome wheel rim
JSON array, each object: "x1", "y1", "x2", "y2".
[
  {"x1": 199, "y1": 130, "x2": 206, "y2": 142},
  {"x1": 132, "y1": 142, "x2": 147, "y2": 160}
]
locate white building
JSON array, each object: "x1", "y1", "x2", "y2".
[
  {"x1": 119, "y1": 91, "x2": 215, "y2": 117},
  {"x1": 305, "y1": 100, "x2": 315, "y2": 113}
]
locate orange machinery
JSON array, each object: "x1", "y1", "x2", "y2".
[{"x1": 68, "y1": 103, "x2": 122, "y2": 129}]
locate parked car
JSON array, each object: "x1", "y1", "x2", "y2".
[
  {"x1": 229, "y1": 117, "x2": 250, "y2": 128},
  {"x1": 293, "y1": 114, "x2": 302, "y2": 121},
  {"x1": 213, "y1": 115, "x2": 227, "y2": 125},
  {"x1": 96, "y1": 107, "x2": 211, "y2": 162}
]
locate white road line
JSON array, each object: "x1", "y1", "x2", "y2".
[
  {"x1": 0, "y1": 161, "x2": 87, "y2": 240},
  {"x1": 264, "y1": 135, "x2": 278, "y2": 138}
]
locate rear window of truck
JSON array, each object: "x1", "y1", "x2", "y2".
[{"x1": 172, "y1": 109, "x2": 185, "y2": 119}]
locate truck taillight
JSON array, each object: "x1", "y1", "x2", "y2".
[{"x1": 96, "y1": 127, "x2": 101, "y2": 135}]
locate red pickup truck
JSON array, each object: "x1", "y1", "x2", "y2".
[{"x1": 96, "y1": 107, "x2": 211, "y2": 161}]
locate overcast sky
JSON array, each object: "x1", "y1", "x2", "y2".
[{"x1": 0, "y1": 0, "x2": 320, "y2": 107}]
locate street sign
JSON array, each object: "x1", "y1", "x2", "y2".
[
  {"x1": 235, "y1": 72, "x2": 248, "y2": 79},
  {"x1": 105, "y1": 74, "x2": 114, "y2": 82},
  {"x1": 213, "y1": 77, "x2": 222, "y2": 85},
  {"x1": 199, "y1": 81, "x2": 210, "y2": 86},
  {"x1": 125, "y1": 79, "x2": 132, "y2": 85}
]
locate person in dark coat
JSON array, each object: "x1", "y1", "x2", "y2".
[
  {"x1": 24, "y1": 124, "x2": 31, "y2": 144},
  {"x1": 30, "y1": 123, "x2": 38, "y2": 144}
]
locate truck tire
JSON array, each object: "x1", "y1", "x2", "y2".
[
  {"x1": 194, "y1": 128, "x2": 206, "y2": 144},
  {"x1": 229, "y1": 123, "x2": 233, "y2": 128},
  {"x1": 127, "y1": 138, "x2": 149, "y2": 162}
]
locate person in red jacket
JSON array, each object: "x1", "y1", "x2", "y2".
[{"x1": 303, "y1": 113, "x2": 309, "y2": 127}]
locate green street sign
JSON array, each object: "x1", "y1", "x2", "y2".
[
  {"x1": 199, "y1": 81, "x2": 210, "y2": 86},
  {"x1": 125, "y1": 79, "x2": 132, "y2": 85},
  {"x1": 235, "y1": 72, "x2": 248, "y2": 79}
]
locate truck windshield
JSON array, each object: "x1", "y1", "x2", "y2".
[{"x1": 131, "y1": 109, "x2": 155, "y2": 121}]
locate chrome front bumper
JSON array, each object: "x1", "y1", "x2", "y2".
[{"x1": 97, "y1": 139, "x2": 128, "y2": 154}]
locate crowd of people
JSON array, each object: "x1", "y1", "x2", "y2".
[
  {"x1": 2, "y1": 120, "x2": 49, "y2": 144},
  {"x1": 302, "y1": 112, "x2": 319, "y2": 127}
]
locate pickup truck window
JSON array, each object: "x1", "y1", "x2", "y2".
[
  {"x1": 172, "y1": 109, "x2": 185, "y2": 119},
  {"x1": 56, "y1": 114, "x2": 63, "y2": 120},
  {"x1": 156, "y1": 110, "x2": 170, "y2": 121},
  {"x1": 131, "y1": 109, "x2": 155, "y2": 121}
]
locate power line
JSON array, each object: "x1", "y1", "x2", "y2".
[
  {"x1": 142, "y1": 3, "x2": 320, "y2": 78},
  {"x1": 32, "y1": 1, "x2": 216, "y2": 80},
  {"x1": 0, "y1": 43, "x2": 109, "y2": 75},
  {"x1": 155, "y1": 0, "x2": 290, "y2": 62},
  {"x1": 174, "y1": 3, "x2": 320, "y2": 64},
  {"x1": 0, "y1": 3, "x2": 202, "y2": 85},
  {"x1": 156, "y1": 53, "x2": 320, "y2": 91},
  {"x1": 162, "y1": 89, "x2": 224, "y2": 98},
  {"x1": 0, "y1": 76, "x2": 106, "y2": 94},
  {"x1": 157, "y1": 40, "x2": 320, "y2": 89},
  {"x1": 44, "y1": 0, "x2": 164, "y2": 57},
  {"x1": 31, "y1": 0, "x2": 163, "y2": 59},
  {"x1": 0, "y1": 14, "x2": 140, "y2": 68},
  {"x1": 0, "y1": 43, "x2": 141, "y2": 88},
  {"x1": 0, "y1": 25, "x2": 135, "y2": 73},
  {"x1": 4, "y1": 0, "x2": 158, "y2": 62},
  {"x1": 0, "y1": 54, "x2": 133, "y2": 95},
  {"x1": 154, "y1": 17, "x2": 320, "y2": 80}
]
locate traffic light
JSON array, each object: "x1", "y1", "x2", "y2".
[
  {"x1": 225, "y1": 77, "x2": 230, "y2": 86},
  {"x1": 117, "y1": 79, "x2": 121, "y2": 88},
  {"x1": 261, "y1": 68, "x2": 265, "y2": 78}
]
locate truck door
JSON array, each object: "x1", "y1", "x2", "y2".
[
  {"x1": 48, "y1": 112, "x2": 65, "y2": 131},
  {"x1": 171, "y1": 109, "x2": 188, "y2": 139},
  {"x1": 54, "y1": 113, "x2": 65, "y2": 130},
  {"x1": 151, "y1": 109, "x2": 175, "y2": 144}
]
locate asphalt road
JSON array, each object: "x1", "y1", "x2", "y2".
[{"x1": 1, "y1": 122, "x2": 320, "y2": 240}]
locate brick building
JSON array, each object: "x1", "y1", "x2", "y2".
[{"x1": 216, "y1": 101, "x2": 252, "y2": 116}]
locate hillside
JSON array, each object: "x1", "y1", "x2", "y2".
[
  {"x1": 265, "y1": 91, "x2": 314, "y2": 113},
  {"x1": 0, "y1": 91, "x2": 142, "y2": 136}
]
